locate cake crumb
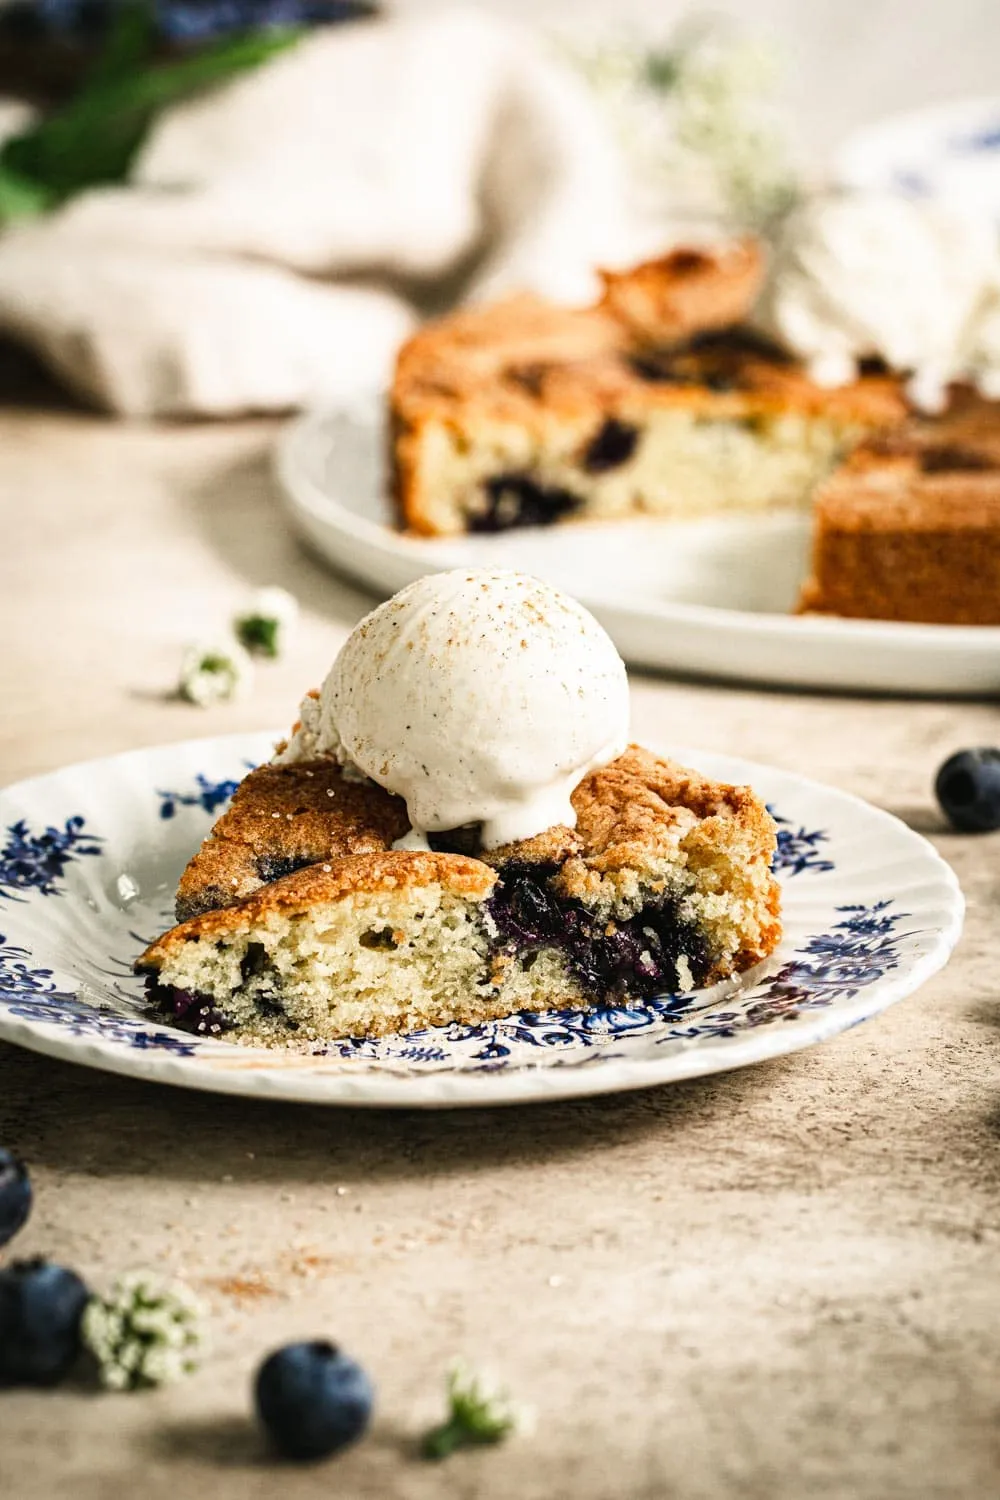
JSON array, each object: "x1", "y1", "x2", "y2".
[{"x1": 203, "y1": 1273, "x2": 279, "y2": 1303}]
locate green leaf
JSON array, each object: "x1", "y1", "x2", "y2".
[
  {"x1": 643, "y1": 49, "x2": 681, "y2": 92},
  {"x1": 84, "y1": 1, "x2": 157, "y2": 92},
  {"x1": 0, "y1": 164, "x2": 56, "y2": 223},
  {"x1": 421, "y1": 1365, "x2": 517, "y2": 1461},
  {"x1": 235, "y1": 615, "x2": 280, "y2": 658},
  {"x1": 0, "y1": 26, "x2": 304, "y2": 205}
]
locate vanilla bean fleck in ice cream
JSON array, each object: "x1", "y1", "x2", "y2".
[{"x1": 276, "y1": 570, "x2": 630, "y2": 849}]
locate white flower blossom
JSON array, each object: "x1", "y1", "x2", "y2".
[
  {"x1": 81, "y1": 1272, "x2": 206, "y2": 1391},
  {"x1": 555, "y1": 19, "x2": 798, "y2": 229},
  {"x1": 178, "y1": 637, "x2": 253, "y2": 707}
]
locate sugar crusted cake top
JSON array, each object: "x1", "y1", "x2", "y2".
[{"x1": 392, "y1": 245, "x2": 908, "y2": 432}]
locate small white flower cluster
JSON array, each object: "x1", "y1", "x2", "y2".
[
  {"x1": 178, "y1": 586, "x2": 299, "y2": 707},
  {"x1": 178, "y1": 639, "x2": 254, "y2": 708},
  {"x1": 670, "y1": 29, "x2": 798, "y2": 229},
  {"x1": 81, "y1": 1271, "x2": 206, "y2": 1392},
  {"x1": 557, "y1": 18, "x2": 798, "y2": 230}
]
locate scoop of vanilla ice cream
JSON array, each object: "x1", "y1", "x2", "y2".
[
  {"x1": 280, "y1": 570, "x2": 630, "y2": 849},
  {"x1": 963, "y1": 281, "x2": 1000, "y2": 400},
  {"x1": 756, "y1": 191, "x2": 1000, "y2": 412}
]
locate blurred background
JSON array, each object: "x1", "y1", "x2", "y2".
[
  {"x1": 409, "y1": 0, "x2": 1000, "y2": 156},
  {"x1": 0, "y1": 0, "x2": 998, "y2": 418}
]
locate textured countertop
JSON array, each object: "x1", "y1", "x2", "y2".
[{"x1": 0, "y1": 396, "x2": 998, "y2": 1500}]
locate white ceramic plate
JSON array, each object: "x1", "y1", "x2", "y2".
[
  {"x1": 275, "y1": 406, "x2": 1000, "y2": 697},
  {"x1": 0, "y1": 733, "x2": 963, "y2": 1108},
  {"x1": 834, "y1": 94, "x2": 1000, "y2": 218}
]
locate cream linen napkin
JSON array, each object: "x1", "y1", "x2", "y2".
[{"x1": 0, "y1": 9, "x2": 638, "y2": 417}]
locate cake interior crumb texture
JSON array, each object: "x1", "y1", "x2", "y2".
[
  {"x1": 138, "y1": 748, "x2": 782, "y2": 1047},
  {"x1": 402, "y1": 402, "x2": 865, "y2": 537}
]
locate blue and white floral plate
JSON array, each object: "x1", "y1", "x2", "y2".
[{"x1": 0, "y1": 733, "x2": 963, "y2": 1109}]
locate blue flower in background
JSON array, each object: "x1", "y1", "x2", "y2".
[{"x1": 26, "y1": 0, "x2": 376, "y2": 42}]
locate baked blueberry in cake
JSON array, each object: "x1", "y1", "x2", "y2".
[
  {"x1": 390, "y1": 243, "x2": 906, "y2": 538},
  {"x1": 137, "y1": 571, "x2": 782, "y2": 1045}
]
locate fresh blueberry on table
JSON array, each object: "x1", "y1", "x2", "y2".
[
  {"x1": 0, "y1": 1150, "x2": 32, "y2": 1248},
  {"x1": 255, "y1": 1340, "x2": 374, "y2": 1461},
  {"x1": 935, "y1": 748, "x2": 1000, "y2": 833},
  {"x1": 0, "y1": 1259, "x2": 91, "y2": 1386}
]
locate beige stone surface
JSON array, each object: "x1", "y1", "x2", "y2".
[{"x1": 0, "y1": 404, "x2": 999, "y2": 1500}]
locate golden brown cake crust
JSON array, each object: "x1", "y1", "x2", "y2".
[
  {"x1": 392, "y1": 289, "x2": 904, "y2": 435},
  {"x1": 174, "y1": 760, "x2": 409, "y2": 922},
  {"x1": 573, "y1": 744, "x2": 760, "y2": 845},
  {"x1": 597, "y1": 240, "x2": 766, "y2": 346},
  {"x1": 485, "y1": 745, "x2": 768, "y2": 869},
  {"x1": 798, "y1": 389, "x2": 1000, "y2": 624}
]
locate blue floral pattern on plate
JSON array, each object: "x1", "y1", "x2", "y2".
[
  {"x1": 0, "y1": 936, "x2": 197, "y2": 1056},
  {"x1": 0, "y1": 734, "x2": 963, "y2": 1104},
  {"x1": 156, "y1": 769, "x2": 254, "y2": 819},
  {"x1": 769, "y1": 807, "x2": 835, "y2": 876},
  {"x1": 0, "y1": 816, "x2": 102, "y2": 901},
  {"x1": 952, "y1": 124, "x2": 1000, "y2": 153}
]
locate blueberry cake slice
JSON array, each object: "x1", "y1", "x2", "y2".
[
  {"x1": 390, "y1": 243, "x2": 906, "y2": 537},
  {"x1": 137, "y1": 747, "x2": 781, "y2": 1045}
]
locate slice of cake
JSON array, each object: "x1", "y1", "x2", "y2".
[
  {"x1": 139, "y1": 571, "x2": 782, "y2": 1045},
  {"x1": 390, "y1": 243, "x2": 907, "y2": 537},
  {"x1": 798, "y1": 391, "x2": 1000, "y2": 625},
  {"x1": 137, "y1": 747, "x2": 781, "y2": 1044}
]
